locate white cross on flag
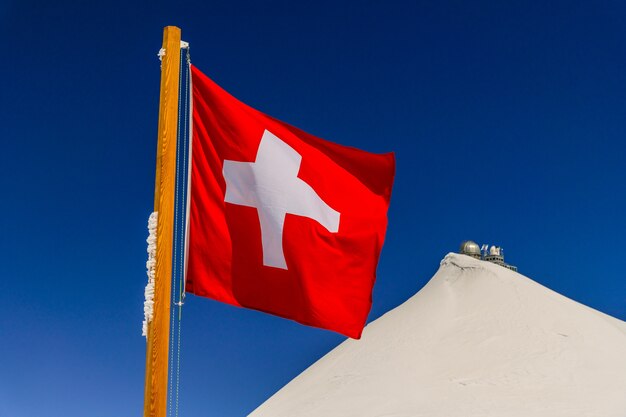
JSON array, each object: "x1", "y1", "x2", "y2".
[
  {"x1": 185, "y1": 65, "x2": 395, "y2": 338},
  {"x1": 223, "y1": 130, "x2": 340, "y2": 269}
]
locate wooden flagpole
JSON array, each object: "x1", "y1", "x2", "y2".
[{"x1": 144, "y1": 25, "x2": 181, "y2": 417}]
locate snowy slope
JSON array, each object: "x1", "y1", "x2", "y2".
[{"x1": 249, "y1": 253, "x2": 626, "y2": 417}]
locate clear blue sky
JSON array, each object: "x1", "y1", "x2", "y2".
[{"x1": 1, "y1": 1, "x2": 625, "y2": 416}]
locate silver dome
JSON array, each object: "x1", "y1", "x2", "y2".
[{"x1": 460, "y1": 240, "x2": 481, "y2": 258}]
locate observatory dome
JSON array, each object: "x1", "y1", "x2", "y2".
[{"x1": 460, "y1": 241, "x2": 481, "y2": 259}]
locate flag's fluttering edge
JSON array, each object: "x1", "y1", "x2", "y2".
[{"x1": 185, "y1": 65, "x2": 395, "y2": 338}]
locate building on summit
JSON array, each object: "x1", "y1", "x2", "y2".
[
  {"x1": 459, "y1": 240, "x2": 518, "y2": 272},
  {"x1": 459, "y1": 241, "x2": 481, "y2": 259}
]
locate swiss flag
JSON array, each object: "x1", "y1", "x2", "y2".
[{"x1": 185, "y1": 65, "x2": 395, "y2": 338}]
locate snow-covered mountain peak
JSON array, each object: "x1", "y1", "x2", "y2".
[{"x1": 250, "y1": 254, "x2": 626, "y2": 417}]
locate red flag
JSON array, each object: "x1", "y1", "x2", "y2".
[{"x1": 185, "y1": 65, "x2": 395, "y2": 338}]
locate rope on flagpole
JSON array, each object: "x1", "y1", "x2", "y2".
[
  {"x1": 166, "y1": 41, "x2": 191, "y2": 417},
  {"x1": 167, "y1": 43, "x2": 185, "y2": 417},
  {"x1": 174, "y1": 43, "x2": 191, "y2": 417}
]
